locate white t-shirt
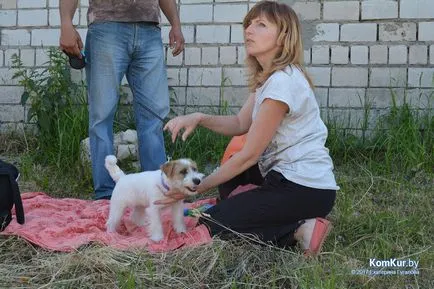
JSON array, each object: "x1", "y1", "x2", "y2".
[{"x1": 253, "y1": 65, "x2": 340, "y2": 190}]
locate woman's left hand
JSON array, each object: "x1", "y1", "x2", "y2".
[{"x1": 154, "y1": 189, "x2": 187, "y2": 205}]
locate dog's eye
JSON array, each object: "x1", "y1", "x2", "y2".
[
  {"x1": 192, "y1": 167, "x2": 197, "y2": 172},
  {"x1": 180, "y1": 169, "x2": 187, "y2": 175}
]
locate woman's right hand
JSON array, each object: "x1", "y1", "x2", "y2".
[{"x1": 164, "y1": 113, "x2": 203, "y2": 142}]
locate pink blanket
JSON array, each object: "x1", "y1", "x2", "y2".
[{"x1": 1, "y1": 192, "x2": 215, "y2": 252}]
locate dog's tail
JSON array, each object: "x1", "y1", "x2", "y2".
[{"x1": 104, "y1": 155, "x2": 125, "y2": 183}]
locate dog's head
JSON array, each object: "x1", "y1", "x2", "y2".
[{"x1": 161, "y1": 159, "x2": 205, "y2": 196}]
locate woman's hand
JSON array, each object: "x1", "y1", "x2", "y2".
[
  {"x1": 164, "y1": 113, "x2": 203, "y2": 143},
  {"x1": 154, "y1": 189, "x2": 187, "y2": 205}
]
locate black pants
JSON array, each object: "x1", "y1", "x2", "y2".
[{"x1": 199, "y1": 164, "x2": 336, "y2": 247}]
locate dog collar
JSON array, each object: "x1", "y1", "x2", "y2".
[{"x1": 160, "y1": 172, "x2": 170, "y2": 192}]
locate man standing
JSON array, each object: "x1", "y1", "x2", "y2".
[{"x1": 59, "y1": 0, "x2": 184, "y2": 200}]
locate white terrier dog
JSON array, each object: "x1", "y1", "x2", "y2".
[{"x1": 104, "y1": 155, "x2": 204, "y2": 242}]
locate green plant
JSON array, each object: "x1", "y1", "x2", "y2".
[{"x1": 12, "y1": 48, "x2": 89, "y2": 169}]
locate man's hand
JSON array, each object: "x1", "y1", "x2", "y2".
[
  {"x1": 154, "y1": 190, "x2": 187, "y2": 205},
  {"x1": 60, "y1": 24, "x2": 83, "y2": 57},
  {"x1": 169, "y1": 26, "x2": 184, "y2": 56}
]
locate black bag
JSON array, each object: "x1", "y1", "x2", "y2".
[{"x1": 0, "y1": 160, "x2": 25, "y2": 231}]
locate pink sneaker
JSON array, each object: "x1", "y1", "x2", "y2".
[{"x1": 295, "y1": 217, "x2": 332, "y2": 257}]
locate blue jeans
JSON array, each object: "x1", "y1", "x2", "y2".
[{"x1": 85, "y1": 22, "x2": 169, "y2": 199}]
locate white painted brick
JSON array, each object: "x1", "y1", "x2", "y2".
[
  {"x1": 306, "y1": 67, "x2": 331, "y2": 87},
  {"x1": 185, "y1": 47, "x2": 201, "y2": 65},
  {"x1": 304, "y1": 49, "x2": 311, "y2": 65},
  {"x1": 231, "y1": 24, "x2": 244, "y2": 43},
  {"x1": 327, "y1": 109, "x2": 366, "y2": 129},
  {"x1": 18, "y1": 0, "x2": 46, "y2": 8},
  {"x1": 361, "y1": 0, "x2": 398, "y2": 20},
  {"x1": 370, "y1": 68, "x2": 407, "y2": 87},
  {"x1": 331, "y1": 46, "x2": 349, "y2": 64},
  {"x1": 223, "y1": 67, "x2": 246, "y2": 86},
  {"x1": 1, "y1": 29, "x2": 31, "y2": 46},
  {"x1": 0, "y1": 68, "x2": 20, "y2": 85},
  {"x1": 182, "y1": 0, "x2": 213, "y2": 3},
  {"x1": 329, "y1": 88, "x2": 366, "y2": 108},
  {"x1": 181, "y1": 26, "x2": 195, "y2": 44},
  {"x1": 409, "y1": 45, "x2": 427, "y2": 65},
  {"x1": 166, "y1": 51, "x2": 183, "y2": 66},
  {"x1": 406, "y1": 89, "x2": 432, "y2": 109},
  {"x1": 0, "y1": 105, "x2": 24, "y2": 122},
  {"x1": 366, "y1": 88, "x2": 405, "y2": 108},
  {"x1": 0, "y1": 86, "x2": 24, "y2": 103},
  {"x1": 213, "y1": 4, "x2": 247, "y2": 23},
  {"x1": 408, "y1": 68, "x2": 434, "y2": 87},
  {"x1": 186, "y1": 87, "x2": 220, "y2": 106},
  {"x1": 292, "y1": 1, "x2": 320, "y2": 20},
  {"x1": 196, "y1": 25, "x2": 230, "y2": 43},
  {"x1": 312, "y1": 45, "x2": 329, "y2": 65},
  {"x1": 161, "y1": 26, "x2": 170, "y2": 44},
  {"x1": 4, "y1": 49, "x2": 19, "y2": 66},
  {"x1": 171, "y1": 87, "x2": 186, "y2": 106},
  {"x1": 201, "y1": 47, "x2": 219, "y2": 65},
  {"x1": 313, "y1": 23, "x2": 339, "y2": 42},
  {"x1": 341, "y1": 24, "x2": 377, "y2": 42},
  {"x1": 31, "y1": 29, "x2": 60, "y2": 46},
  {"x1": 388, "y1": 45, "x2": 407, "y2": 65},
  {"x1": 188, "y1": 67, "x2": 222, "y2": 86},
  {"x1": 221, "y1": 86, "x2": 249, "y2": 107},
  {"x1": 430, "y1": 45, "x2": 434, "y2": 65},
  {"x1": 419, "y1": 22, "x2": 434, "y2": 41},
  {"x1": 400, "y1": 0, "x2": 434, "y2": 19},
  {"x1": 18, "y1": 9, "x2": 48, "y2": 26},
  {"x1": 35, "y1": 48, "x2": 50, "y2": 66},
  {"x1": 314, "y1": 88, "x2": 328, "y2": 108},
  {"x1": 80, "y1": 0, "x2": 89, "y2": 7},
  {"x1": 323, "y1": 1, "x2": 359, "y2": 21},
  {"x1": 167, "y1": 68, "x2": 181, "y2": 86},
  {"x1": 0, "y1": 50, "x2": 3, "y2": 66},
  {"x1": 49, "y1": 9, "x2": 79, "y2": 26},
  {"x1": 220, "y1": 46, "x2": 237, "y2": 65},
  {"x1": 180, "y1": 4, "x2": 212, "y2": 23},
  {"x1": 0, "y1": 0, "x2": 17, "y2": 9},
  {"x1": 49, "y1": 0, "x2": 58, "y2": 8},
  {"x1": 0, "y1": 86, "x2": 17, "y2": 105},
  {"x1": 370, "y1": 45, "x2": 388, "y2": 64},
  {"x1": 180, "y1": 68, "x2": 188, "y2": 86},
  {"x1": 332, "y1": 68, "x2": 368, "y2": 87},
  {"x1": 351, "y1": 46, "x2": 368, "y2": 65},
  {"x1": 379, "y1": 23, "x2": 416, "y2": 41},
  {"x1": 0, "y1": 10, "x2": 17, "y2": 27},
  {"x1": 237, "y1": 46, "x2": 246, "y2": 65},
  {"x1": 80, "y1": 8, "x2": 87, "y2": 26},
  {"x1": 20, "y1": 48, "x2": 35, "y2": 66}
]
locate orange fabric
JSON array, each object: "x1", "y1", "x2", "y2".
[
  {"x1": 304, "y1": 217, "x2": 331, "y2": 257},
  {"x1": 1, "y1": 192, "x2": 215, "y2": 252},
  {"x1": 221, "y1": 134, "x2": 247, "y2": 165}
]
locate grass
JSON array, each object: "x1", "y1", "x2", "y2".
[{"x1": 0, "y1": 124, "x2": 433, "y2": 288}]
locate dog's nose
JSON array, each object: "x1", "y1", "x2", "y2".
[{"x1": 193, "y1": 178, "x2": 201, "y2": 185}]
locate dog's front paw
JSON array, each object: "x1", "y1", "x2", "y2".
[
  {"x1": 150, "y1": 232, "x2": 164, "y2": 242},
  {"x1": 106, "y1": 222, "x2": 117, "y2": 233},
  {"x1": 173, "y1": 223, "x2": 187, "y2": 234}
]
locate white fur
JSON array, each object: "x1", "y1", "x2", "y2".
[{"x1": 104, "y1": 155, "x2": 204, "y2": 242}]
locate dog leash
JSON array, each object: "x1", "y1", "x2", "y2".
[{"x1": 139, "y1": 103, "x2": 178, "y2": 162}]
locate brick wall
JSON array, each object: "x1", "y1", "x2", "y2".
[{"x1": 0, "y1": 0, "x2": 433, "y2": 132}]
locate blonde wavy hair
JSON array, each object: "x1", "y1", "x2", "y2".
[{"x1": 243, "y1": 0, "x2": 314, "y2": 91}]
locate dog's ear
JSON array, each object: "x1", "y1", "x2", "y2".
[{"x1": 161, "y1": 161, "x2": 176, "y2": 178}]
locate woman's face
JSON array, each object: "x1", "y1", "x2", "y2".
[{"x1": 244, "y1": 15, "x2": 281, "y2": 62}]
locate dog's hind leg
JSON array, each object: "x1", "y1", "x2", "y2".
[
  {"x1": 147, "y1": 206, "x2": 164, "y2": 242},
  {"x1": 131, "y1": 206, "x2": 147, "y2": 227},
  {"x1": 171, "y1": 201, "x2": 187, "y2": 233},
  {"x1": 106, "y1": 202, "x2": 127, "y2": 233}
]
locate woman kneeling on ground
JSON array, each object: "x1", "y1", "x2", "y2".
[{"x1": 160, "y1": 0, "x2": 339, "y2": 256}]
